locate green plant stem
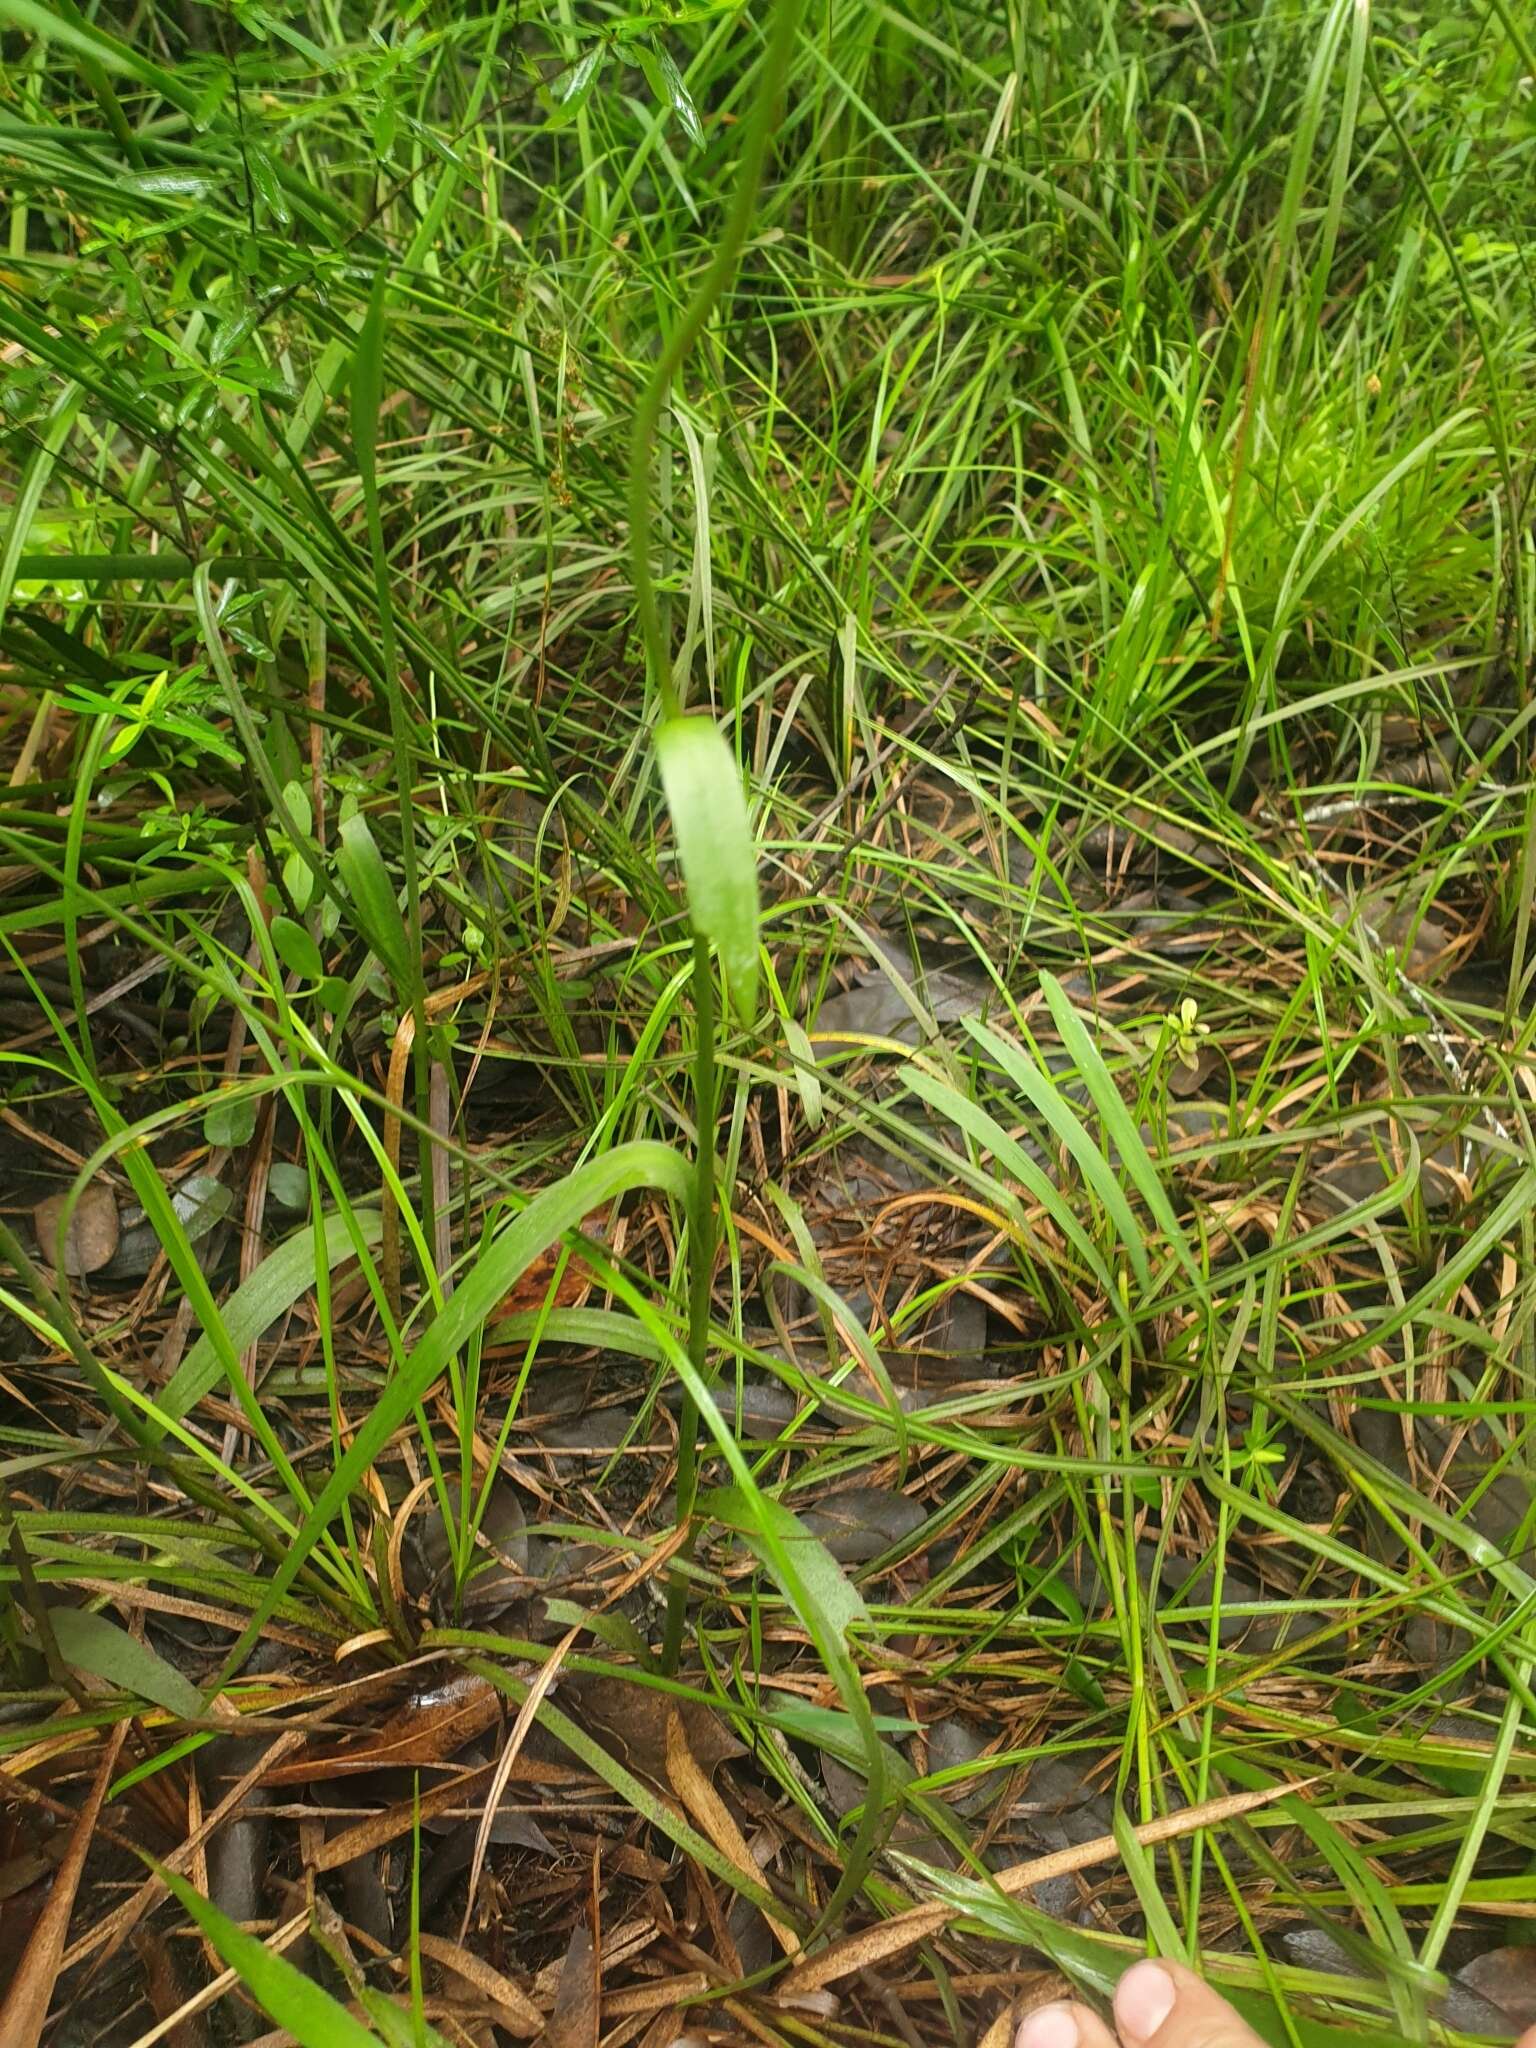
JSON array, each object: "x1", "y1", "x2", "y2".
[
  {"x1": 627, "y1": 0, "x2": 807, "y2": 720},
  {"x1": 661, "y1": 930, "x2": 717, "y2": 1676}
]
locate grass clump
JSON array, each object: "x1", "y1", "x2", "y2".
[{"x1": 2, "y1": 1, "x2": 1536, "y2": 2043}]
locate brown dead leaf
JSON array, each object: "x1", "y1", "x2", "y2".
[
  {"x1": 132, "y1": 1928, "x2": 209, "y2": 2048},
  {"x1": 34, "y1": 1184, "x2": 119, "y2": 1277},
  {"x1": 0, "y1": 1722, "x2": 125, "y2": 2048},
  {"x1": 563, "y1": 1673, "x2": 743, "y2": 1782},
  {"x1": 494, "y1": 1214, "x2": 603, "y2": 1319},
  {"x1": 664, "y1": 1708, "x2": 798, "y2": 1956},
  {"x1": 1456, "y1": 1949, "x2": 1536, "y2": 2029},
  {"x1": 545, "y1": 1923, "x2": 599, "y2": 2048},
  {"x1": 264, "y1": 1673, "x2": 500, "y2": 1784},
  {"x1": 415, "y1": 1933, "x2": 542, "y2": 2038}
]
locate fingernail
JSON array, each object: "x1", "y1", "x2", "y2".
[
  {"x1": 1115, "y1": 1962, "x2": 1176, "y2": 2043},
  {"x1": 1015, "y1": 2005, "x2": 1079, "y2": 2048}
]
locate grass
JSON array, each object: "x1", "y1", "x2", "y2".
[{"x1": 2, "y1": 0, "x2": 1536, "y2": 2041}]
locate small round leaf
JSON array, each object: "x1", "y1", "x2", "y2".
[{"x1": 204, "y1": 1095, "x2": 258, "y2": 1149}]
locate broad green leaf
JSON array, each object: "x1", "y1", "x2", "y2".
[
  {"x1": 702, "y1": 1484, "x2": 867, "y2": 1637},
  {"x1": 271, "y1": 915, "x2": 323, "y2": 981},
  {"x1": 655, "y1": 715, "x2": 759, "y2": 1022},
  {"x1": 782, "y1": 1016, "x2": 822, "y2": 1127},
  {"x1": 281, "y1": 779, "x2": 312, "y2": 837},
  {"x1": 154, "y1": 1864, "x2": 384, "y2": 2046},
  {"x1": 336, "y1": 812, "x2": 413, "y2": 994},
  {"x1": 547, "y1": 44, "x2": 605, "y2": 126},
  {"x1": 769, "y1": 1701, "x2": 919, "y2": 1754},
  {"x1": 49, "y1": 1606, "x2": 204, "y2": 1720},
  {"x1": 267, "y1": 1163, "x2": 311, "y2": 1213},
  {"x1": 175, "y1": 1172, "x2": 233, "y2": 1240},
  {"x1": 963, "y1": 1015, "x2": 1150, "y2": 1288},
  {"x1": 637, "y1": 40, "x2": 704, "y2": 146}
]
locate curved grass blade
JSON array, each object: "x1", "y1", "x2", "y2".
[
  {"x1": 901, "y1": 1060, "x2": 1120, "y2": 1304},
  {"x1": 151, "y1": 1208, "x2": 383, "y2": 1432}
]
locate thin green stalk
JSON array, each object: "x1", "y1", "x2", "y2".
[
  {"x1": 662, "y1": 930, "x2": 717, "y2": 1676},
  {"x1": 627, "y1": 0, "x2": 807, "y2": 719}
]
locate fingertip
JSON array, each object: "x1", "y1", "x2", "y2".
[
  {"x1": 1112, "y1": 1957, "x2": 1267, "y2": 2048},
  {"x1": 1015, "y1": 2001, "x2": 1119, "y2": 2048},
  {"x1": 1114, "y1": 1961, "x2": 1176, "y2": 2042}
]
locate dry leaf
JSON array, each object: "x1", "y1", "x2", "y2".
[
  {"x1": 494, "y1": 1214, "x2": 604, "y2": 1320},
  {"x1": 264, "y1": 1674, "x2": 500, "y2": 1785},
  {"x1": 0, "y1": 1723, "x2": 125, "y2": 2048},
  {"x1": 563, "y1": 1673, "x2": 743, "y2": 1782},
  {"x1": 132, "y1": 1927, "x2": 209, "y2": 2048},
  {"x1": 1455, "y1": 1949, "x2": 1536, "y2": 2030},
  {"x1": 416, "y1": 1933, "x2": 542, "y2": 2038},
  {"x1": 664, "y1": 1707, "x2": 797, "y2": 1955},
  {"x1": 545, "y1": 1923, "x2": 599, "y2": 2048},
  {"x1": 33, "y1": 1184, "x2": 119, "y2": 1277}
]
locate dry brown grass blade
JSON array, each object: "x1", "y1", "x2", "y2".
[
  {"x1": 665, "y1": 1706, "x2": 800, "y2": 1956},
  {"x1": 0, "y1": 1722, "x2": 125, "y2": 2048},
  {"x1": 457, "y1": 1626, "x2": 576, "y2": 1941},
  {"x1": 379, "y1": 1006, "x2": 415, "y2": 1320},
  {"x1": 778, "y1": 1777, "x2": 1316, "y2": 1993},
  {"x1": 380, "y1": 970, "x2": 490, "y2": 1317},
  {"x1": 312, "y1": 1752, "x2": 574, "y2": 1872}
]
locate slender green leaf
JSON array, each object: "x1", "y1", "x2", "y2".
[
  {"x1": 49, "y1": 1607, "x2": 204, "y2": 1719},
  {"x1": 963, "y1": 1015, "x2": 1151, "y2": 1288},
  {"x1": 902, "y1": 1061, "x2": 1120, "y2": 1302},
  {"x1": 336, "y1": 813, "x2": 413, "y2": 995},
  {"x1": 1038, "y1": 972, "x2": 1200, "y2": 1279},
  {"x1": 655, "y1": 715, "x2": 759, "y2": 1022},
  {"x1": 154, "y1": 1864, "x2": 384, "y2": 2046}
]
